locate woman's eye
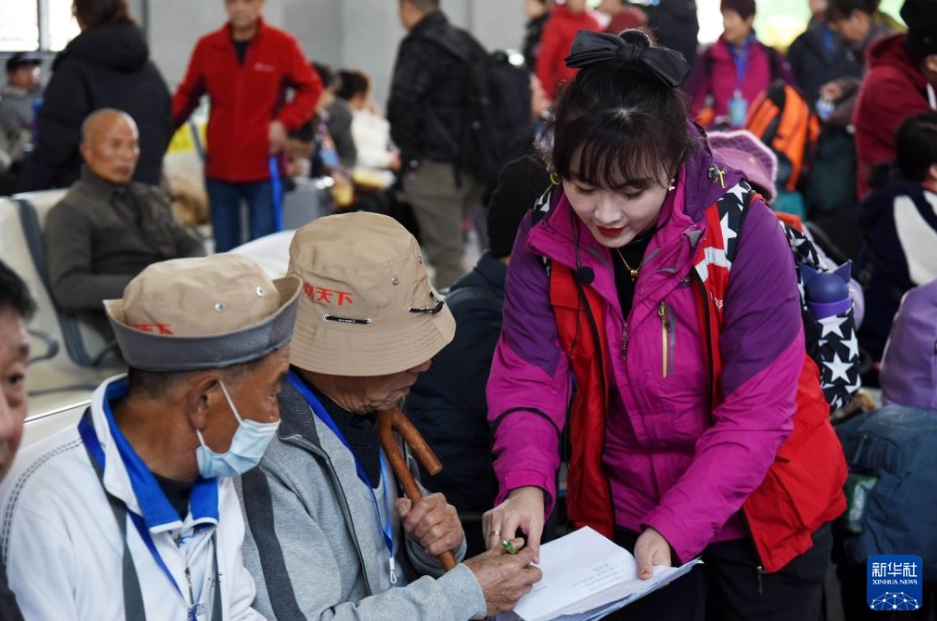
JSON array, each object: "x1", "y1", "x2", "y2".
[
  {"x1": 574, "y1": 186, "x2": 596, "y2": 196},
  {"x1": 621, "y1": 190, "x2": 644, "y2": 200}
]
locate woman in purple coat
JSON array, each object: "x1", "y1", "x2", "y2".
[{"x1": 483, "y1": 30, "x2": 845, "y2": 620}]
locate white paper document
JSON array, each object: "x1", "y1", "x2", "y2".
[{"x1": 498, "y1": 527, "x2": 702, "y2": 621}]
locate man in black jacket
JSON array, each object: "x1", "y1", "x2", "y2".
[
  {"x1": 645, "y1": 0, "x2": 700, "y2": 67},
  {"x1": 388, "y1": 0, "x2": 485, "y2": 290},
  {"x1": 787, "y1": 3, "x2": 861, "y2": 105},
  {"x1": 17, "y1": 0, "x2": 171, "y2": 191},
  {"x1": 0, "y1": 260, "x2": 33, "y2": 621},
  {"x1": 406, "y1": 156, "x2": 550, "y2": 555}
]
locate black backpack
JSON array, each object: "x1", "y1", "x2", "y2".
[{"x1": 419, "y1": 26, "x2": 534, "y2": 184}]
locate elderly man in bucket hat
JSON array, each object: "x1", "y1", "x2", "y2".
[
  {"x1": 239, "y1": 212, "x2": 541, "y2": 621},
  {"x1": 0, "y1": 253, "x2": 301, "y2": 621}
]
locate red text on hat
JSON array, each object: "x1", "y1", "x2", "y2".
[
  {"x1": 304, "y1": 282, "x2": 354, "y2": 306},
  {"x1": 129, "y1": 323, "x2": 174, "y2": 335}
]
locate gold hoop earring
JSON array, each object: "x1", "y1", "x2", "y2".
[{"x1": 550, "y1": 172, "x2": 562, "y2": 186}]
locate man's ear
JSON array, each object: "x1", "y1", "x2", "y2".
[{"x1": 185, "y1": 372, "x2": 223, "y2": 432}]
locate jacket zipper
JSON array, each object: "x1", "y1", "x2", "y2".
[
  {"x1": 185, "y1": 566, "x2": 196, "y2": 615},
  {"x1": 282, "y1": 434, "x2": 376, "y2": 596},
  {"x1": 740, "y1": 507, "x2": 768, "y2": 599},
  {"x1": 659, "y1": 302, "x2": 674, "y2": 378}
]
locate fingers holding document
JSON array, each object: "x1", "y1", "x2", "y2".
[
  {"x1": 463, "y1": 539, "x2": 543, "y2": 617},
  {"x1": 634, "y1": 527, "x2": 674, "y2": 580}
]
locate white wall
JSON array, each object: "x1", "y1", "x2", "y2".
[
  {"x1": 147, "y1": 0, "x2": 228, "y2": 88},
  {"x1": 148, "y1": 0, "x2": 286, "y2": 88},
  {"x1": 147, "y1": 0, "x2": 526, "y2": 106}
]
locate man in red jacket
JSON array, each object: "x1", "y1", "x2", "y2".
[
  {"x1": 173, "y1": 0, "x2": 321, "y2": 252},
  {"x1": 536, "y1": 0, "x2": 601, "y2": 101},
  {"x1": 853, "y1": 0, "x2": 937, "y2": 198}
]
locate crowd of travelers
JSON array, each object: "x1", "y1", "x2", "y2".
[{"x1": 1, "y1": 0, "x2": 936, "y2": 619}]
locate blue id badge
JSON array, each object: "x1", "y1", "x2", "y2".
[
  {"x1": 728, "y1": 91, "x2": 748, "y2": 128},
  {"x1": 189, "y1": 603, "x2": 206, "y2": 621}
]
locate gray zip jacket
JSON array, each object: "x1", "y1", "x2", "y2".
[{"x1": 238, "y1": 379, "x2": 487, "y2": 621}]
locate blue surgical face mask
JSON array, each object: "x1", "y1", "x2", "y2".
[{"x1": 195, "y1": 381, "x2": 279, "y2": 479}]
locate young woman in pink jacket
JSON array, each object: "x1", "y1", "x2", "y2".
[{"x1": 483, "y1": 29, "x2": 845, "y2": 620}]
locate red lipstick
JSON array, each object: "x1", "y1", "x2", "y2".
[{"x1": 596, "y1": 226, "x2": 625, "y2": 238}]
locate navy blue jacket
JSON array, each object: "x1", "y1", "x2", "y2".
[
  {"x1": 787, "y1": 19, "x2": 861, "y2": 105},
  {"x1": 836, "y1": 405, "x2": 937, "y2": 576},
  {"x1": 406, "y1": 253, "x2": 506, "y2": 518},
  {"x1": 856, "y1": 180, "x2": 937, "y2": 359}
]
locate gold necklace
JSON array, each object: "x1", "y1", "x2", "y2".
[{"x1": 615, "y1": 247, "x2": 641, "y2": 282}]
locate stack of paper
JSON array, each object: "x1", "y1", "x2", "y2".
[{"x1": 499, "y1": 527, "x2": 701, "y2": 621}]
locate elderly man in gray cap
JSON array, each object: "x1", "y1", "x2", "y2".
[
  {"x1": 0, "y1": 253, "x2": 300, "y2": 621},
  {"x1": 239, "y1": 212, "x2": 541, "y2": 621}
]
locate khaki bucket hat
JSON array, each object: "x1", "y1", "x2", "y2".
[
  {"x1": 288, "y1": 212, "x2": 455, "y2": 377},
  {"x1": 104, "y1": 254, "x2": 302, "y2": 372}
]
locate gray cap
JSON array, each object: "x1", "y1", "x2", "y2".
[
  {"x1": 104, "y1": 254, "x2": 301, "y2": 372},
  {"x1": 6, "y1": 52, "x2": 41, "y2": 74}
]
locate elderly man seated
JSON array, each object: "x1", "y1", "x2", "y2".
[
  {"x1": 239, "y1": 212, "x2": 541, "y2": 621},
  {"x1": 0, "y1": 253, "x2": 301, "y2": 620},
  {"x1": 44, "y1": 108, "x2": 204, "y2": 334}
]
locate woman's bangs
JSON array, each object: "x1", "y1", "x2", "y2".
[{"x1": 556, "y1": 112, "x2": 670, "y2": 189}]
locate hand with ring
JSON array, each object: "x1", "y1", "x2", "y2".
[{"x1": 482, "y1": 486, "x2": 545, "y2": 562}]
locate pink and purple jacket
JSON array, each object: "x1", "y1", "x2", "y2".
[
  {"x1": 685, "y1": 36, "x2": 793, "y2": 127},
  {"x1": 487, "y1": 141, "x2": 806, "y2": 563}
]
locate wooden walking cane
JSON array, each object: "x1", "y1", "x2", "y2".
[{"x1": 376, "y1": 407, "x2": 458, "y2": 571}]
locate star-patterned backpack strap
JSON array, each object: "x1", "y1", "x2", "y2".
[
  {"x1": 779, "y1": 222, "x2": 862, "y2": 411},
  {"x1": 533, "y1": 185, "x2": 556, "y2": 276},
  {"x1": 714, "y1": 184, "x2": 861, "y2": 411}
]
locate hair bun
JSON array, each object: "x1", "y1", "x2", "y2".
[{"x1": 618, "y1": 29, "x2": 652, "y2": 49}]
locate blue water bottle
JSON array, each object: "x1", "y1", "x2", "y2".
[{"x1": 802, "y1": 263, "x2": 853, "y2": 320}]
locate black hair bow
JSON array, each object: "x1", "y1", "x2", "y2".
[{"x1": 564, "y1": 30, "x2": 691, "y2": 88}]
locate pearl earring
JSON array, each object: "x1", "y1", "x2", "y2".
[{"x1": 668, "y1": 178, "x2": 676, "y2": 192}]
